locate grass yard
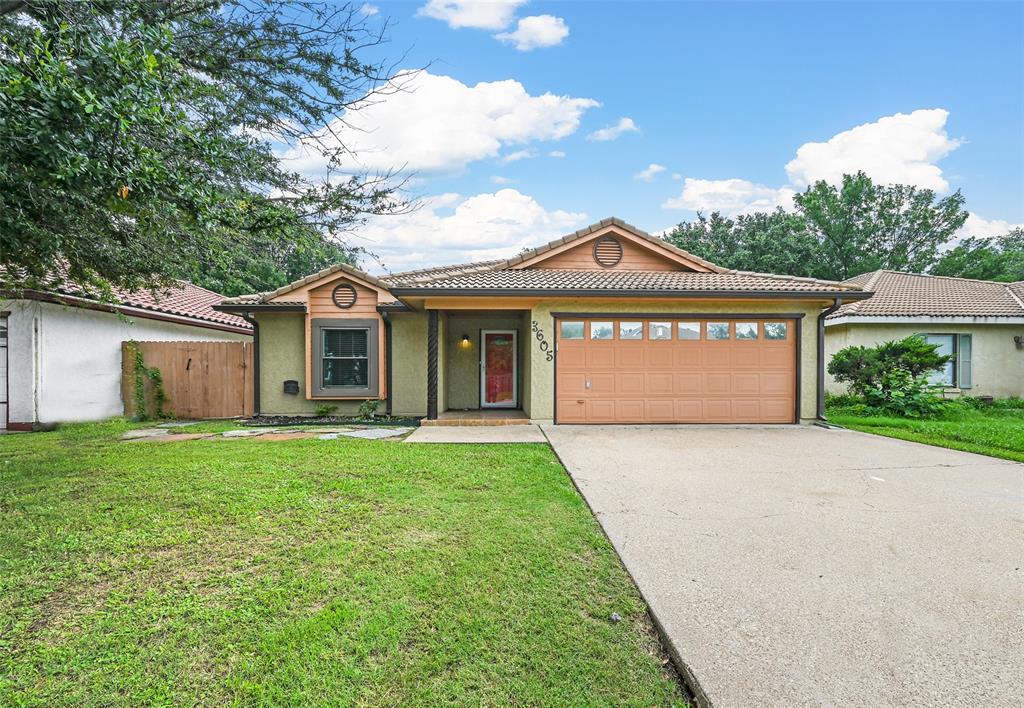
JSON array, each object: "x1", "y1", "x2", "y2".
[
  {"x1": 828, "y1": 405, "x2": 1024, "y2": 463},
  {"x1": 0, "y1": 421, "x2": 684, "y2": 706}
]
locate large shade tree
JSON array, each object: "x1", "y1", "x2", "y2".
[
  {"x1": 0, "y1": 0, "x2": 408, "y2": 296},
  {"x1": 664, "y1": 172, "x2": 969, "y2": 282},
  {"x1": 930, "y1": 228, "x2": 1024, "y2": 282}
]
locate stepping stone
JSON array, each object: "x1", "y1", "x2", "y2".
[
  {"x1": 122, "y1": 428, "x2": 169, "y2": 439},
  {"x1": 157, "y1": 421, "x2": 199, "y2": 428},
  {"x1": 338, "y1": 427, "x2": 413, "y2": 440},
  {"x1": 141, "y1": 433, "x2": 214, "y2": 443},
  {"x1": 221, "y1": 428, "x2": 278, "y2": 438}
]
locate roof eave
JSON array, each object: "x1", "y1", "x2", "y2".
[
  {"x1": 388, "y1": 287, "x2": 871, "y2": 300},
  {"x1": 213, "y1": 303, "x2": 307, "y2": 313}
]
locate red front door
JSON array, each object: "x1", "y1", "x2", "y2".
[{"x1": 481, "y1": 330, "x2": 517, "y2": 407}]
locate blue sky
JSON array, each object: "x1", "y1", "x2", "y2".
[{"x1": 309, "y1": 1, "x2": 1024, "y2": 273}]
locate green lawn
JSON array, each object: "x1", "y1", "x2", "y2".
[
  {"x1": 0, "y1": 421, "x2": 683, "y2": 706},
  {"x1": 828, "y1": 406, "x2": 1024, "y2": 463}
]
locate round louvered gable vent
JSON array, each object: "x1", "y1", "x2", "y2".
[
  {"x1": 593, "y1": 235, "x2": 624, "y2": 268},
  {"x1": 332, "y1": 283, "x2": 357, "y2": 309}
]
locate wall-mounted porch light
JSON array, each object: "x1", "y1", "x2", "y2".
[{"x1": 460, "y1": 334, "x2": 472, "y2": 349}]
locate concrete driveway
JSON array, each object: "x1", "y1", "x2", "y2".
[{"x1": 542, "y1": 425, "x2": 1023, "y2": 707}]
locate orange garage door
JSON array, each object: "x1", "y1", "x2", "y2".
[{"x1": 555, "y1": 317, "x2": 797, "y2": 424}]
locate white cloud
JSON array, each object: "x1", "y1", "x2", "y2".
[
  {"x1": 785, "y1": 109, "x2": 961, "y2": 191},
  {"x1": 417, "y1": 0, "x2": 525, "y2": 30},
  {"x1": 490, "y1": 175, "x2": 516, "y2": 184},
  {"x1": 500, "y1": 148, "x2": 536, "y2": 164},
  {"x1": 279, "y1": 70, "x2": 598, "y2": 174},
  {"x1": 662, "y1": 178, "x2": 795, "y2": 216},
  {"x1": 360, "y1": 3, "x2": 379, "y2": 15},
  {"x1": 587, "y1": 117, "x2": 639, "y2": 142},
  {"x1": 352, "y1": 189, "x2": 588, "y2": 272},
  {"x1": 955, "y1": 212, "x2": 1022, "y2": 241},
  {"x1": 671, "y1": 173, "x2": 682, "y2": 180},
  {"x1": 548, "y1": 150, "x2": 566, "y2": 158},
  {"x1": 495, "y1": 14, "x2": 569, "y2": 50},
  {"x1": 634, "y1": 163, "x2": 667, "y2": 182}
]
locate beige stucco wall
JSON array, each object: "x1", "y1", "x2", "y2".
[
  {"x1": 526, "y1": 299, "x2": 828, "y2": 423},
  {"x1": 825, "y1": 322, "x2": 1024, "y2": 398},
  {"x1": 389, "y1": 312, "x2": 427, "y2": 416},
  {"x1": 256, "y1": 312, "x2": 361, "y2": 415}
]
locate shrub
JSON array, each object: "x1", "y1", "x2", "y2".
[
  {"x1": 862, "y1": 368, "x2": 948, "y2": 418},
  {"x1": 314, "y1": 404, "x2": 337, "y2": 417},
  {"x1": 825, "y1": 392, "x2": 862, "y2": 409},
  {"x1": 828, "y1": 336, "x2": 952, "y2": 397},
  {"x1": 358, "y1": 399, "x2": 381, "y2": 420}
]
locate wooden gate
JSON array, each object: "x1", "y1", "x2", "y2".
[{"x1": 122, "y1": 341, "x2": 254, "y2": 419}]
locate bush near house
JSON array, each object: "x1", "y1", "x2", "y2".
[{"x1": 827, "y1": 336, "x2": 951, "y2": 417}]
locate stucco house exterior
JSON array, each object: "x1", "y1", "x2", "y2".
[
  {"x1": 1, "y1": 280, "x2": 251, "y2": 430},
  {"x1": 217, "y1": 218, "x2": 872, "y2": 425},
  {"x1": 825, "y1": 270, "x2": 1024, "y2": 398}
]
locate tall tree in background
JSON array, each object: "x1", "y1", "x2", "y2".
[
  {"x1": 930, "y1": 228, "x2": 1024, "y2": 282},
  {"x1": 793, "y1": 172, "x2": 968, "y2": 280},
  {"x1": 0, "y1": 0, "x2": 408, "y2": 296},
  {"x1": 664, "y1": 172, "x2": 969, "y2": 281}
]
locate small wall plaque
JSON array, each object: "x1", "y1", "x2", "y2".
[{"x1": 283, "y1": 380, "x2": 300, "y2": 395}]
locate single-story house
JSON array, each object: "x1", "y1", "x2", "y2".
[
  {"x1": 1, "y1": 280, "x2": 251, "y2": 430},
  {"x1": 217, "y1": 217, "x2": 871, "y2": 424},
  {"x1": 825, "y1": 270, "x2": 1024, "y2": 398}
]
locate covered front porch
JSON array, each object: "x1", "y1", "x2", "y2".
[{"x1": 425, "y1": 309, "x2": 532, "y2": 422}]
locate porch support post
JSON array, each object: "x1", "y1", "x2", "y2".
[{"x1": 426, "y1": 309, "x2": 438, "y2": 420}]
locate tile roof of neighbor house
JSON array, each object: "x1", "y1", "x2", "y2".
[
  {"x1": 18, "y1": 274, "x2": 252, "y2": 331},
  {"x1": 829, "y1": 270, "x2": 1024, "y2": 319}
]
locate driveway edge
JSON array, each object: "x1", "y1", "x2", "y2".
[{"x1": 539, "y1": 426, "x2": 711, "y2": 707}]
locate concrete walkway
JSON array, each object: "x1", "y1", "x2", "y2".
[
  {"x1": 543, "y1": 424, "x2": 1024, "y2": 707},
  {"x1": 404, "y1": 424, "x2": 547, "y2": 443}
]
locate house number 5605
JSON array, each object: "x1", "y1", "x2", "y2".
[{"x1": 531, "y1": 320, "x2": 554, "y2": 361}]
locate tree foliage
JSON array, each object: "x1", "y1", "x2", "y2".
[
  {"x1": 664, "y1": 172, "x2": 969, "y2": 282},
  {"x1": 930, "y1": 228, "x2": 1024, "y2": 282},
  {"x1": 0, "y1": 0, "x2": 408, "y2": 295}
]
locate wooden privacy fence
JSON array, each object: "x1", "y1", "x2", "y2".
[{"x1": 122, "y1": 341, "x2": 254, "y2": 419}]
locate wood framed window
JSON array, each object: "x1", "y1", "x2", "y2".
[{"x1": 311, "y1": 318, "x2": 379, "y2": 397}]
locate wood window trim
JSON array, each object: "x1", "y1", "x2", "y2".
[{"x1": 310, "y1": 318, "x2": 380, "y2": 398}]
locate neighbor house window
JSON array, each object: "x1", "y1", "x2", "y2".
[
  {"x1": 590, "y1": 322, "x2": 614, "y2": 340},
  {"x1": 322, "y1": 328, "x2": 369, "y2": 387},
  {"x1": 921, "y1": 334, "x2": 972, "y2": 389},
  {"x1": 677, "y1": 322, "x2": 700, "y2": 340},
  {"x1": 560, "y1": 321, "x2": 584, "y2": 339},
  {"x1": 312, "y1": 318, "x2": 379, "y2": 398},
  {"x1": 706, "y1": 322, "x2": 730, "y2": 340},
  {"x1": 619, "y1": 321, "x2": 643, "y2": 340}
]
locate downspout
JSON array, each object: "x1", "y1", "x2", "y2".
[
  {"x1": 382, "y1": 312, "x2": 393, "y2": 416},
  {"x1": 816, "y1": 297, "x2": 843, "y2": 421},
  {"x1": 240, "y1": 313, "x2": 260, "y2": 417}
]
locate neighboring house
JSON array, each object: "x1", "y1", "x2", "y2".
[
  {"x1": 217, "y1": 217, "x2": 871, "y2": 425},
  {"x1": 1, "y1": 280, "x2": 252, "y2": 430},
  {"x1": 825, "y1": 270, "x2": 1024, "y2": 398}
]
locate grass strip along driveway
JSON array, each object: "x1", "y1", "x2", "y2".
[
  {"x1": 0, "y1": 422, "x2": 683, "y2": 706},
  {"x1": 828, "y1": 405, "x2": 1024, "y2": 463}
]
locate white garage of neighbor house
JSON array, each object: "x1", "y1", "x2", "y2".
[
  {"x1": 825, "y1": 270, "x2": 1024, "y2": 398},
  {"x1": 1, "y1": 281, "x2": 252, "y2": 430}
]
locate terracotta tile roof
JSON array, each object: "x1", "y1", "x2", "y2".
[
  {"x1": 28, "y1": 275, "x2": 252, "y2": 331},
  {"x1": 221, "y1": 262, "x2": 391, "y2": 305},
  {"x1": 381, "y1": 259, "x2": 505, "y2": 286},
  {"x1": 829, "y1": 270, "x2": 1024, "y2": 319},
  {"x1": 389, "y1": 268, "x2": 863, "y2": 294}
]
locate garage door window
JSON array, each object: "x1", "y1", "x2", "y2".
[
  {"x1": 649, "y1": 322, "x2": 672, "y2": 340},
  {"x1": 764, "y1": 322, "x2": 788, "y2": 340},
  {"x1": 707, "y1": 322, "x2": 730, "y2": 340},
  {"x1": 735, "y1": 322, "x2": 758, "y2": 340},
  {"x1": 560, "y1": 321, "x2": 584, "y2": 339},
  {"x1": 590, "y1": 321, "x2": 614, "y2": 340},
  {"x1": 677, "y1": 322, "x2": 700, "y2": 340},
  {"x1": 619, "y1": 321, "x2": 643, "y2": 340}
]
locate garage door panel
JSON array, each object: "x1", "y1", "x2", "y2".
[
  {"x1": 645, "y1": 372, "x2": 673, "y2": 393},
  {"x1": 555, "y1": 317, "x2": 796, "y2": 424},
  {"x1": 674, "y1": 373, "x2": 701, "y2": 394},
  {"x1": 618, "y1": 372, "x2": 645, "y2": 394},
  {"x1": 586, "y1": 348, "x2": 615, "y2": 368}
]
